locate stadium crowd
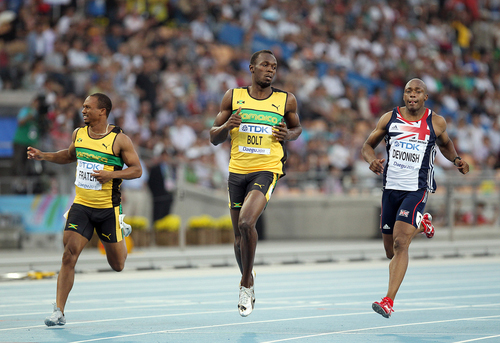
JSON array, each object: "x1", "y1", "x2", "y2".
[{"x1": 2, "y1": 0, "x2": 500, "y2": 196}]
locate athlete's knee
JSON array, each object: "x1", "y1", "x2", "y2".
[
  {"x1": 110, "y1": 262, "x2": 125, "y2": 272},
  {"x1": 61, "y1": 247, "x2": 79, "y2": 267},
  {"x1": 108, "y1": 257, "x2": 126, "y2": 271},
  {"x1": 238, "y1": 219, "x2": 254, "y2": 236},
  {"x1": 106, "y1": 246, "x2": 127, "y2": 271},
  {"x1": 393, "y1": 236, "x2": 410, "y2": 252}
]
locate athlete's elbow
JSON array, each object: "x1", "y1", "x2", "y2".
[
  {"x1": 130, "y1": 167, "x2": 142, "y2": 179},
  {"x1": 288, "y1": 127, "x2": 302, "y2": 141},
  {"x1": 210, "y1": 136, "x2": 222, "y2": 146},
  {"x1": 360, "y1": 143, "x2": 371, "y2": 157},
  {"x1": 210, "y1": 128, "x2": 227, "y2": 146}
]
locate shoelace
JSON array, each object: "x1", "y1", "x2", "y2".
[
  {"x1": 381, "y1": 299, "x2": 394, "y2": 314},
  {"x1": 48, "y1": 308, "x2": 64, "y2": 322},
  {"x1": 239, "y1": 287, "x2": 254, "y2": 306},
  {"x1": 50, "y1": 311, "x2": 62, "y2": 320},
  {"x1": 51, "y1": 303, "x2": 59, "y2": 313}
]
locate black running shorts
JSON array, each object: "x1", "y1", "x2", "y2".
[
  {"x1": 227, "y1": 171, "x2": 279, "y2": 209},
  {"x1": 65, "y1": 203, "x2": 123, "y2": 242}
]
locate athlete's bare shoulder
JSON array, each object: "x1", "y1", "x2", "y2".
[
  {"x1": 377, "y1": 110, "x2": 393, "y2": 128},
  {"x1": 285, "y1": 91, "x2": 298, "y2": 112},
  {"x1": 431, "y1": 110, "x2": 447, "y2": 136}
]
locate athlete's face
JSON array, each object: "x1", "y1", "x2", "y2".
[
  {"x1": 403, "y1": 80, "x2": 428, "y2": 112},
  {"x1": 251, "y1": 53, "x2": 277, "y2": 88},
  {"x1": 82, "y1": 96, "x2": 104, "y2": 124}
]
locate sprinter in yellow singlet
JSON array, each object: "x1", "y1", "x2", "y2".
[
  {"x1": 27, "y1": 93, "x2": 142, "y2": 326},
  {"x1": 210, "y1": 50, "x2": 302, "y2": 317}
]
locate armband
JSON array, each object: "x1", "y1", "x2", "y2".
[{"x1": 453, "y1": 156, "x2": 461, "y2": 166}]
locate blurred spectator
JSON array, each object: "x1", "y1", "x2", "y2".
[
  {"x1": 12, "y1": 96, "x2": 41, "y2": 177},
  {"x1": 105, "y1": 24, "x2": 125, "y2": 53},
  {"x1": 123, "y1": 9, "x2": 145, "y2": 36},
  {"x1": 368, "y1": 87, "x2": 384, "y2": 118},
  {"x1": 22, "y1": 58, "x2": 46, "y2": 91},
  {"x1": 156, "y1": 99, "x2": 178, "y2": 131},
  {"x1": 459, "y1": 201, "x2": 499, "y2": 226},
  {"x1": 469, "y1": 114, "x2": 487, "y2": 165},
  {"x1": 67, "y1": 39, "x2": 92, "y2": 95},
  {"x1": 328, "y1": 134, "x2": 353, "y2": 173},
  {"x1": 0, "y1": 10, "x2": 17, "y2": 41},
  {"x1": 169, "y1": 116, "x2": 196, "y2": 152},
  {"x1": 136, "y1": 100, "x2": 153, "y2": 145},
  {"x1": 135, "y1": 56, "x2": 160, "y2": 113},
  {"x1": 190, "y1": 13, "x2": 214, "y2": 43},
  {"x1": 321, "y1": 67, "x2": 345, "y2": 99},
  {"x1": 44, "y1": 40, "x2": 72, "y2": 93},
  {"x1": 56, "y1": 7, "x2": 77, "y2": 36},
  {"x1": 355, "y1": 86, "x2": 372, "y2": 120},
  {"x1": 27, "y1": 21, "x2": 51, "y2": 63},
  {"x1": 121, "y1": 134, "x2": 152, "y2": 226},
  {"x1": 147, "y1": 149, "x2": 177, "y2": 223}
]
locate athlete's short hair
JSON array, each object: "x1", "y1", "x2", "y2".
[
  {"x1": 250, "y1": 50, "x2": 275, "y2": 66},
  {"x1": 90, "y1": 93, "x2": 112, "y2": 117}
]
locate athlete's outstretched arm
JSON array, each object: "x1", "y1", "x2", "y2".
[
  {"x1": 362, "y1": 112, "x2": 391, "y2": 175},
  {"x1": 210, "y1": 90, "x2": 241, "y2": 146},
  {"x1": 273, "y1": 92, "x2": 302, "y2": 142},
  {"x1": 27, "y1": 129, "x2": 78, "y2": 164}
]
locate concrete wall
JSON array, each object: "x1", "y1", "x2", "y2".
[
  {"x1": 172, "y1": 186, "x2": 229, "y2": 223},
  {"x1": 172, "y1": 185, "x2": 381, "y2": 240},
  {"x1": 264, "y1": 196, "x2": 381, "y2": 239}
]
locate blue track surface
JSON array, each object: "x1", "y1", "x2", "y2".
[{"x1": 1, "y1": 257, "x2": 500, "y2": 342}]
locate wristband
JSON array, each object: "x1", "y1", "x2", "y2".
[{"x1": 453, "y1": 156, "x2": 461, "y2": 166}]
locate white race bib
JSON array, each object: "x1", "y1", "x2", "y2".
[
  {"x1": 238, "y1": 123, "x2": 272, "y2": 155},
  {"x1": 75, "y1": 160, "x2": 104, "y2": 190}
]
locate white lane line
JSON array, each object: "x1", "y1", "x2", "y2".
[
  {"x1": 454, "y1": 334, "x2": 500, "y2": 343},
  {"x1": 261, "y1": 315, "x2": 500, "y2": 343},
  {"x1": 65, "y1": 311, "x2": 399, "y2": 342},
  {"x1": 0, "y1": 303, "x2": 331, "y2": 332},
  {"x1": 3, "y1": 265, "x2": 499, "y2": 300},
  {"x1": 2, "y1": 292, "x2": 500, "y2": 322},
  {"x1": 66, "y1": 313, "x2": 500, "y2": 343},
  {"x1": 3, "y1": 282, "x2": 500, "y2": 311},
  {"x1": 55, "y1": 309, "x2": 500, "y2": 342}
]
